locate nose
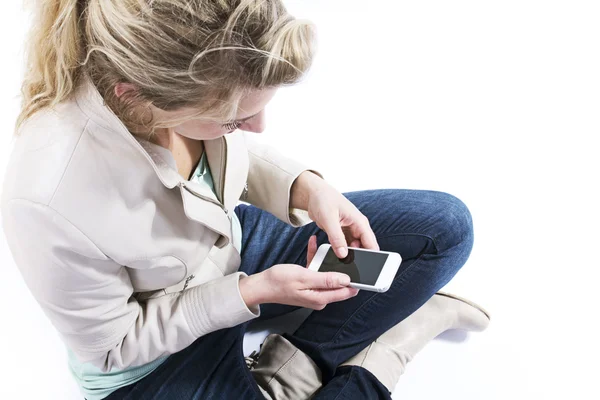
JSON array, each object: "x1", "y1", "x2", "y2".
[{"x1": 241, "y1": 110, "x2": 266, "y2": 133}]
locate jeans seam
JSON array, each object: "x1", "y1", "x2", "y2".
[
  {"x1": 331, "y1": 366, "x2": 355, "y2": 400},
  {"x1": 374, "y1": 232, "x2": 440, "y2": 254}
]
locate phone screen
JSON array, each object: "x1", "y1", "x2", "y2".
[{"x1": 319, "y1": 247, "x2": 390, "y2": 285}]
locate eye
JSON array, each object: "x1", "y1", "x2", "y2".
[{"x1": 222, "y1": 121, "x2": 242, "y2": 131}]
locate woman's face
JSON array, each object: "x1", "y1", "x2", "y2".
[{"x1": 150, "y1": 87, "x2": 278, "y2": 140}]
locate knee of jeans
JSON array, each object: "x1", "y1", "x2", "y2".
[{"x1": 430, "y1": 191, "x2": 474, "y2": 254}]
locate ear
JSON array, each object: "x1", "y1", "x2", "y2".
[{"x1": 114, "y1": 82, "x2": 137, "y2": 98}]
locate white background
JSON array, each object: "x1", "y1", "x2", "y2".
[{"x1": 1, "y1": 1, "x2": 598, "y2": 399}]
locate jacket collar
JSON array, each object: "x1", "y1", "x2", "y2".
[
  {"x1": 73, "y1": 77, "x2": 244, "y2": 199},
  {"x1": 74, "y1": 76, "x2": 184, "y2": 189},
  {"x1": 73, "y1": 77, "x2": 247, "y2": 248}
]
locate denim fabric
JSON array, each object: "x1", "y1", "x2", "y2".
[{"x1": 103, "y1": 189, "x2": 474, "y2": 400}]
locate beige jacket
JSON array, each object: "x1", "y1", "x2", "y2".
[{"x1": 1, "y1": 78, "x2": 318, "y2": 372}]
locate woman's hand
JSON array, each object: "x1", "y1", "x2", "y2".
[
  {"x1": 239, "y1": 235, "x2": 359, "y2": 309},
  {"x1": 301, "y1": 174, "x2": 380, "y2": 258}
]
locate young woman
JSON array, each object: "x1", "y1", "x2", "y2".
[{"x1": 2, "y1": 1, "x2": 490, "y2": 399}]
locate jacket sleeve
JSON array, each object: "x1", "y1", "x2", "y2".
[
  {"x1": 243, "y1": 132, "x2": 323, "y2": 227},
  {"x1": 2, "y1": 199, "x2": 259, "y2": 372}
]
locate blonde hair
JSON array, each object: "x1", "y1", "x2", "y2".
[{"x1": 17, "y1": 0, "x2": 316, "y2": 132}]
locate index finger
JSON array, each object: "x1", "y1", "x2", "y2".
[{"x1": 318, "y1": 210, "x2": 349, "y2": 258}]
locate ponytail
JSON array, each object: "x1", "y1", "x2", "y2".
[{"x1": 17, "y1": 0, "x2": 84, "y2": 130}]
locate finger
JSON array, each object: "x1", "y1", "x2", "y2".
[
  {"x1": 301, "y1": 269, "x2": 351, "y2": 289},
  {"x1": 306, "y1": 235, "x2": 318, "y2": 267},
  {"x1": 318, "y1": 211, "x2": 348, "y2": 258},
  {"x1": 360, "y1": 229, "x2": 380, "y2": 251},
  {"x1": 304, "y1": 287, "x2": 360, "y2": 309},
  {"x1": 349, "y1": 239, "x2": 361, "y2": 248},
  {"x1": 354, "y1": 215, "x2": 379, "y2": 251},
  {"x1": 314, "y1": 286, "x2": 360, "y2": 299}
]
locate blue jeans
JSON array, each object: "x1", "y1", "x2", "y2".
[{"x1": 104, "y1": 189, "x2": 474, "y2": 399}]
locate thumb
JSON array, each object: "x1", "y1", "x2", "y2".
[{"x1": 304, "y1": 269, "x2": 351, "y2": 289}]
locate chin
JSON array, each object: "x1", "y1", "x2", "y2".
[{"x1": 176, "y1": 130, "x2": 228, "y2": 141}]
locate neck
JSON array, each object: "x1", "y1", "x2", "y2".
[{"x1": 148, "y1": 128, "x2": 204, "y2": 180}]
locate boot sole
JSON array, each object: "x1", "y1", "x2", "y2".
[{"x1": 436, "y1": 291, "x2": 491, "y2": 320}]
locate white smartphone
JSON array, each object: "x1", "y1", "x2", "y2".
[{"x1": 307, "y1": 243, "x2": 402, "y2": 292}]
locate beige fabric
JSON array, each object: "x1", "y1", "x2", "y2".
[
  {"x1": 257, "y1": 386, "x2": 274, "y2": 400},
  {"x1": 1, "y1": 77, "x2": 321, "y2": 372},
  {"x1": 341, "y1": 293, "x2": 490, "y2": 392},
  {"x1": 251, "y1": 334, "x2": 322, "y2": 400}
]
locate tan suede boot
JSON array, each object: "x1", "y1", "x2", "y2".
[
  {"x1": 340, "y1": 292, "x2": 491, "y2": 392},
  {"x1": 248, "y1": 334, "x2": 322, "y2": 400}
]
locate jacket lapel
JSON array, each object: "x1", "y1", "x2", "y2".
[
  {"x1": 204, "y1": 138, "x2": 225, "y2": 203},
  {"x1": 205, "y1": 134, "x2": 249, "y2": 213},
  {"x1": 75, "y1": 78, "x2": 245, "y2": 248},
  {"x1": 179, "y1": 185, "x2": 232, "y2": 248}
]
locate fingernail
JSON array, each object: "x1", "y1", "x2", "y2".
[
  {"x1": 339, "y1": 275, "x2": 350, "y2": 285},
  {"x1": 337, "y1": 247, "x2": 348, "y2": 257}
]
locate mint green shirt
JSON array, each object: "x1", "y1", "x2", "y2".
[
  {"x1": 190, "y1": 151, "x2": 243, "y2": 252},
  {"x1": 68, "y1": 151, "x2": 243, "y2": 399}
]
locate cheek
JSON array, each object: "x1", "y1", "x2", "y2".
[{"x1": 175, "y1": 120, "x2": 226, "y2": 140}]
